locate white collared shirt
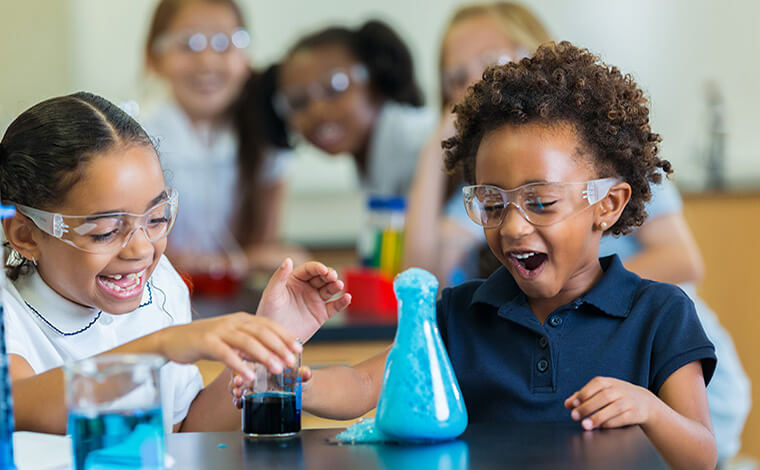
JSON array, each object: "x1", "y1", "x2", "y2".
[
  {"x1": 2, "y1": 255, "x2": 203, "y2": 428},
  {"x1": 140, "y1": 100, "x2": 290, "y2": 254},
  {"x1": 365, "y1": 101, "x2": 436, "y2": 196}
]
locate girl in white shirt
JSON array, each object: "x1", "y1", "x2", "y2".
[
  {"x1": 142, "y1": 0, "x2": 304, "y2": 274},
  {"x1": 0, "y1": 92, "x2": 350, "y2": 434}
]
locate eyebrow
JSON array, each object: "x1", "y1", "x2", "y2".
[{"x1": 84, "y1": 191, "x2": 168, "y2": 220}]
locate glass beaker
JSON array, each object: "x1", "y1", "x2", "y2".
[
  {"x1": 65, "y1": 354, "x2": 166, "y2": 470},
  {"x1": 241, "y1": 353, "x2": 302, "y2": 438}
]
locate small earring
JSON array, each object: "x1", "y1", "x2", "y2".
[
  {"x1": 600, "y1": 222, "x2": 608, "y2": 230},
  {"x1": 31, "y1": 257, "x2": 38, "y2": 266}
]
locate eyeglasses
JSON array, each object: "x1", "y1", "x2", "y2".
[
  {"x1": 462, "y1": 178, "x2": 621, "y2": 228},
  {"x1": 153, "y1": 28, "x2": 250, "y2": 55},
  {"x1": 442, "y1": 48, "x2": 528, "y2": 100},
  {"x1": 273, "y1": 64, "x2": 369, "y2": 117},
  {"x1": 11, "y1": 189, "x2": 179, "y2": 254}
]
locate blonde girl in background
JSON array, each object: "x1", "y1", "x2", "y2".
[{"x1": 404, "y1": 2, "x2": 551, "y2": 284}]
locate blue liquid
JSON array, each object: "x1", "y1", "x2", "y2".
[
  {"x1": 243, "y1": 392, "x2": 300, "y2": 436},
  {"x1": 0, "y1": 303, "x2": 16, "y2": 469},
  {"x1": 376, "y1": 268, "x2": 468, "y2": 441},
  {"x1": 68, "y1": 407, "x2": 164, "y2": 470}
]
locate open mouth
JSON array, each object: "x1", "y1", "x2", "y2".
[
  {"x1": 96, "y1": 269, "x2": 147, "y2": 300},
  {"x1": 509, "y1": 251, "x2": 548, "y2": 279},
  {"x1": 311, "y1": 122, "x2": 346, "y2": 152}
]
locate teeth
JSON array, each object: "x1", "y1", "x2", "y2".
[
  {"x1": 513, "y1": 252, "x2": 536, "y2": 260},
  {"x1": 100, "y1": 269, "x2": 145, "y2": 295}
]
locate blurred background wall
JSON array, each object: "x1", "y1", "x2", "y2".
[{"x1": 2, "y1": 1, "x2": 760, "y2": 197}]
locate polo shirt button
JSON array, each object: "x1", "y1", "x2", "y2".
[
  {"x1": 538, "y1": 336, "x2": 548, "y2": 348},
  {"x1": 548, "y1": 316, "x2": 562, "y2": 327},
  {"x1": 536, "y1": 359, "x2": 549, "y2": 372},
  {"x1": 101, "y1": 315, "x2": 112, "y2": 326}
]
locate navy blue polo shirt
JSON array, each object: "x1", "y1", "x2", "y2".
[{"x1": 437, "y1": 255, "x2": 716, "y2": 423}]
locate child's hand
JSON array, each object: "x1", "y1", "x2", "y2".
[
  {"x1": 256, "y1": 258, "x2": 351, "y2": 342},
  {"x1": 564, "y1": 376, "x2": 657, "y2": 430},
  {"x1": 229, "y1": 365, "x2": 313, "y2": 409},
  {"x1": 157, "y1": 313, "x2": 302, "y2": 381}
]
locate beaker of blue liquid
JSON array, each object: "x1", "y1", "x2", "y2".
[
  {"x1": 64, "y1": 354, "x2": 166, "y2": 470},
  {"x1": 376, "y1": 268, "x2": 468, "y2": 441},
  {"x1": 241, "y1": 353, "x2": 302, "y2": 438}
]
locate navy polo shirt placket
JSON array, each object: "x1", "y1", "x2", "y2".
[{"x1": 498, "y1": 298, "x2": 581, "y2": 394}]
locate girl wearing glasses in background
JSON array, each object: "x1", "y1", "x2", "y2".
[
  {"x1": 234, "y1": 42, "x2": 718, "y2": 470},
  {"x1": 275, "y1": 20, "x2": 434, "y2": 197},
  {"x1": 404, "y1": 2, "x2": 551, "y2": 285},
  {"x1": 142, "y1": 0, "x2": 304, "y2": 277},
  {"x1": 0, "y1": 92, "x2": 350, "y2": 434}
]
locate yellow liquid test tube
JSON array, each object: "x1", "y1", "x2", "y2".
[{"x1": 379, "y1": 229, "x2": 402, "y2": 277}]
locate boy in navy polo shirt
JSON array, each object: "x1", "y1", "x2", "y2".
[{"x1": 230, "y1": 41, "x2": 717, "y2": 470}]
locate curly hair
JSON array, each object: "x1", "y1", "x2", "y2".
[{"x1": 443, "y1": 41, "x2": 672, "y2": 235}]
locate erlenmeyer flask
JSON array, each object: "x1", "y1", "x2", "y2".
[{"x1": 376, "y1": 268, "x2": 467, "y2": 441}]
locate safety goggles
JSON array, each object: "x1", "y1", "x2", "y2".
[
  {"x1": 442, "y1": 48, "x2": 529, "y2": 100},
  {"x1": 11, "y1": 189, "x2": 178, "y2": 254},
  {"x1": 153, "y1": 28, "x2": 250, "y2": 55},
  {"x1": 462, "y1": 177, "x2": 621, "y2": 228},
  {"x1": 273, "y1": 64, "x2": 369, "y2": 117}
]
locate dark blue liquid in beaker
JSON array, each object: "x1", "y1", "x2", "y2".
[{"x1": 243, "y1": 392, "x2": 300, "y2": 437}]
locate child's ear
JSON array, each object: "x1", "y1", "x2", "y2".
[
  {"x1": 2, "y1": 217, "x2": 41, "y2": 262},
  {"x1": 594, "y1": 182, "x2": 632, "y2": 231}
]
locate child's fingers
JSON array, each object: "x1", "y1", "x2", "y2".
[
  {"x1": 211, "y1": 340, "x2": 254, "y2": 381},
  {"x1": 307, "y1": 268, "x2": 336, "y2": 289},
  {"x1": 571, "y1": 387, "x2": 619, "y2": 422},
  {"x1": 266, "y1": 258, "x2": 294, "y2": 291},
  {"x1": 598, "y1": 409, "x2": 636, "y2": 429},
  {"x1": 318, "y1": 280, "x2": 344, "y2": 301},
  {"x1": 300, "y1": 365, "x2": 312, "y2": 382},
  {"x1": 567, "y1": 376, "x2": 611, "y2": 409},
  {"x1": 243, "y1": 315, "x2": 302, "y2": 353},
  {"x1": 564, "y1": 392, "x2": 578, "y2": 410},
  {"x1": 239, "y1": 324, "x2": 298, "y2": 367},
  {"x1": 292, "y1": 261, "x2": 329, "y2": 283},
  {"x1": 326, "y1": 293, "x2": 352, "y2": 318},
  {"x1": 579, "y1": 401, "x2": 629, "y2": 430},
  {"x1": 224, "y1": 331, "x2": 284, "y2": 374}
]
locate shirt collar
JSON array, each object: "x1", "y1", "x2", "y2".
[
  {"x1": 470, "y1": 254, "x2": 638, "y2": 318},
  {"x1": 579, "y1": 255, "x2": 639, "y2": 318},
  {"x1": 13, "y1": 270, "x2": 153, "y2": 336}
]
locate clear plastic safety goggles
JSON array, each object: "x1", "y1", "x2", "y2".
[
  {"x1": 11, "y1": 189, "x2": 178, "y2": 254},
  {"x1": 273, "y1": 64, "x2": 369, "y2": 117},
  {"x1": 442, "y1": 48, "x2": 529, "y2": 101},
  {"x1": 152, "y1": 28, "x2": 250, "y2": 55},
  {"x1": 462, "y1": 177, "x2": 620, "y2": 228}
]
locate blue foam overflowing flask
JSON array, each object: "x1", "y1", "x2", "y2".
[
  {"x1": 0, "y1": 202, "x2": 17, "y2": 469},
  {"x1": 376, "y1": 268, "x2": 467, "y2": 441}
]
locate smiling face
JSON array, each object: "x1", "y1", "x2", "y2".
[
  {"x1": 149, "y1": 1, "x2": 250, "y2": 124},
  {"x1": 31, "y1": 144, "x2": 169, "y2": 314},
  {"x1": 278, "y1": 43, "x2": 380, "y2": 156},
  {"x1": 475, "y1": 122, "x2": 606, "y2": 306}
]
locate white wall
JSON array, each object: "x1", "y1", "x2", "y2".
[{"x1": 2, "y1": 0, "x2": 759, "y2": 243}]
